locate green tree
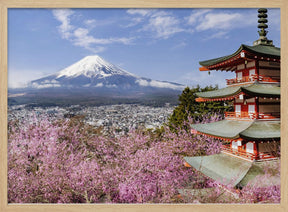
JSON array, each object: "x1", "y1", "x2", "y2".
[{"x1": 168, "y1": 85, "x2": 231, "y2": 129}]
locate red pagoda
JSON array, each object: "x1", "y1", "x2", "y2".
[{"x1": 184, "y1": 8, "x2": 280, "y2": 188}]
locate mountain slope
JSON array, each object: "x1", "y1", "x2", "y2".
[
  {"x1": 9, "y1": 55, "x2": 185, "y2": 106},
  {"x1": 29, "y1": 55, "x2": 185, "y2": 91}
]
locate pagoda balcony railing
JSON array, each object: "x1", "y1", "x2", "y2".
[
  {"x1": 221, "y1": 145, "x2": 276, "y2": 161},
  {"x1": 225, "y1": 111, "x2": 280, "y2": 119},
  {"x1": 226, "y1": 74, "x2": 280, "y2": 85}
]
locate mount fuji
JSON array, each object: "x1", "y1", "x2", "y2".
[
  {"x1": 29, "y1": 55, "x2": 184, "y2": 91},
  {"x1": 9, "y1": 55, "x2": 185, "y2": 106}
]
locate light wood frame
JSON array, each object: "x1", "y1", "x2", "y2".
[{"x1": 0, "y1": 0, "x2": 287, "y2": 212}]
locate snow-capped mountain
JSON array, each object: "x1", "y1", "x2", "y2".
[
  {"x1": 29, "y1": 55, "x2": 185, "y2": 91},
  {"x1": 57, "y1": 55, "x2": 136, "y2": 79}
]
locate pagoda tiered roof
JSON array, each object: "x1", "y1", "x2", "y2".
[
  {"x1": 196, "y1": 82, "x2": 280, "y2": 102},
  {"x1": 199, "y1": 44, "x2": 280, "y2": 71},
  {"x1": 184, "y1": 153, "x2": 280, "y2": 187},
  {"x1": 239, "y1": 120, "x2": 280, "y2": 141},
  {"x1": 191, "y1": 120, "x2": 280, "y2": 141},
  {"x1": 186, "y1": 8, "x2": 280, "y2": 184},
  {"x1": 184, "y1": 153, "x2": 253, "y2": 187}
]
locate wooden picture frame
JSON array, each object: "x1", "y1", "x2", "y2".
[{"x1": 0, "y1": 0, "x2": 287, "y2": 211}]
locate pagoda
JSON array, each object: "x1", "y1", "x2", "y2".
[{"x1": 184, "y1": 8, "x2": 280, "y2": 188}]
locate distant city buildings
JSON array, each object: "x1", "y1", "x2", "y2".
[{"x1": 8, "y1": 104, "x2": 174, "y2": 135}]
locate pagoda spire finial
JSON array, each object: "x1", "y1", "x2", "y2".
[{"x1": 253, "y1": 8, "x2": 274, "y2": 46}]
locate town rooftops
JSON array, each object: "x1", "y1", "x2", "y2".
[{"x1": 190, "y1": 119, "x2": 280, "y2": 141}]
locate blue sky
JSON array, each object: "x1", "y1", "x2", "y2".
[{"x1": 8, "y1": 8, "x2": 280, "y2": 88}]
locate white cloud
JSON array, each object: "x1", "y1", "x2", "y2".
[
  {"x1": 52, "y1": 9, "x2": 75, "y2": 39},
  {"x1": 136, "y1": 79, "x2": 149, "y2": 86},
  {"x1": 196, "y1": 13, "x2": 243, "y2": 31},
  {"x1": 73, "y1": 27, "x2": 89, "y2": 38},
  {"x1": 84, "y1": 18, "x2": 116, "y2": 28},
  {"x1": 143, "y1": 15, "x2": 184, "y2": 39},
  {"x1": 127, "y1": 9, "x2": 155, "y2": 16},
  {"x1": 135, "y1": 79, "x2": 184, "y2": 90},
  {"x1": 84, "y1": 19, "x2": 96, "y2": 26},
  {"x1": 52, "y1": 9, "x2": 134, "y2": 53},
  {"x1": 95, "y1": 83, "x2": 103, "y2": 87},
  {"x1": 72, "y1": 27, "x2": 134, "y2": 52},
  {"x1": 123, "y1": 17, "x2": 144, "y2": 28},
  {"x1": 171, "y1": 41, "x2": 187, "y2": 50},
  {"x1": 127, "y1": 9, "x2": 185, "y2": 39},
  {"x1": 186, "y1": 9, "x2": 212, "y2": 25},
  {"x1": 8, "y1": 69, "x2": 52, "y2": 88},
  {"x1": 8, "y1": 81, "x2": 28, "y2": 89},
  {"x1": 150, "y1": 80, "x2": 184, "y2": 90},
  {"x1": 202, "y1": 31, "x2": 230, "y2": 40},
  {"x1": 126, "y1": 9, "x2": 269, "y2": 41},
  {"x1": 51, "y1": 79, "x2": 59, "y2": 84},
  {"x1": 184, "y1": 9, "x2": 260, "y2": 41},
  {"x1": 30, "y1": 81, "x2": 61, "y2": 89},
  {"x1": 187, "y1": 10, "x2": 257, "y2": 32},
  {"x1": 106, "y1": 84, "x2": 117, "y2": 88}
]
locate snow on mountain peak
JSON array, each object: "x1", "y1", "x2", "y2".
[
  {"x1": 56, "y1": 55, "x2": 136, "y2": 79},
  {"x1": 28, "y1": 54, "x2": 185, "y2": 91}
]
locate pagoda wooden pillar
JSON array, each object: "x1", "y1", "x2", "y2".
[
  {"x1": 255, "y1": 97, "x2": 259, "y2": 119},
  {"x1": 255, "y1": 60, "x2": 259, "y2": 76}
]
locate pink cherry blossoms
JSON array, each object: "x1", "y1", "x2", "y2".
[{"x1": 8, "y1": 114, "x2": 280, "y2": 203}]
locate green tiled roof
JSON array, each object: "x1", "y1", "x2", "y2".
[
  {"x1": 191, "y1": 119, "x2": 253, "y2": 139},
  {"x1": 196, "y1": 83, "x2": 280, "y2": 99},
  {"x1": 199, "y1": 44, "x2": 280, "y2": 67},
  {"x1": 245, "y1": 44, "x2": 280, "y2": 57},
  {"x1": 242, "y1": 83, "x2": 280, "y2": 97},
  {"x1": 240, "y1": 120, "x2": 280, "y2": 141},
  {"x1": 184, "y1": 154, "x2": 280, "y2": 188},
  {"x1": 184, "y1": 153, "x2": 253, "y2": 187},
  {"x1": 196, "y1": 84, "x2": 243, "y2": 98},
  {"x1": 191, "y1": 120, "x2": 280, "y2": 140},
  {"x1": 238, "y1": 160, "x2": 280, "y2": 188}
]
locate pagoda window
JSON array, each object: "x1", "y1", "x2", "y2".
[
  {"x1": 259, "y1": 69, "x2": 280, "y2": 76},
  {"x1": 258, "y1": 141, "x2": 278, "y2": 154},
  {"x1": 259, "y1": 69, "x2": 280, "y2": 82},
  {"x1": 248, "y1": 104, "x2": 255, "y2": 118},
  {"x1": 246, "y1": 61, "x2": 256, "y2": 68},
  {"x1": 259, "y1": 105, "x2": 280, "y2": 113},
  {"x1": 246, "y1": 98, "x2": 255, "y2": 103},
  {"x1": 235, "y1": 104, "x2": 241, "y2": 117},
  {"x1": 259, "y1": 61, "x2": 280, "y2": 68},
  {"x1": 237, "y1": 64, "x2": 245, "y2": 70},
  {"x1": 258, "y1": 104, "x2": 280, "y2": 119},
  {"x1": 249, "y1": 69, "x2": 256, "y2": 78},
  {"x1": 235, "y1": 98, "x2": 243, "y2": 103},
  {"x1": 236, "y1": 72, "x2": 243, "y2": 81},
  {"x1": 246, "y1": 142, "x2": 254, "y2": 154},
  {"x1": 232, "y1": 141, "x2": 238, "y2": 149},
  {"x1": 237, "y1": 140, "x2": 242, "y2": 146}
]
